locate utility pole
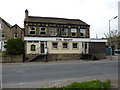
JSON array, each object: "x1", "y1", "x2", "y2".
[{"x1": 109, "y1": 16, "x2": 118, "y2": 60}]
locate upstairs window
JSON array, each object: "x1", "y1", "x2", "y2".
[
  {"x1": 2, "y1": 32, "x2": 5, "y2": 38},
  {"x1": 31, "y1": 44, "x2": 36, "y2": 51},
  {"x1": 50, "y1": 28, "x2": 57, "y2": 36},
  {"x1": 40, "y1": 27, "x2": 46, "y2": 36},
  {"x1": 29, "y1": 26, "x2": 36, "y2": 35},
  {"x1": 52, "y1": 42, "x2": 58, "y2": 49},
  {"x1": 0, "y1": 24, "x2": 3, "y2": 30},
  {"x1": 61, "y1": 28, "x2": 68, "y2": 36},
  {"x1": 80, "y1": 29, "x2": 86, "y2": 37},
  {"x1": 14, "y1": 33, "x2": 18, "y2": 38},
  {"x1": 63, "y1": 43, "x2": 68, "y2": 49},
  {"x1": 71, "y1": 29, "x2": 77, "y2": 37}
]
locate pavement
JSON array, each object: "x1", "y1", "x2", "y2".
[{"x1": 1, "y1": 55, "x2": 119, "y2": 89}]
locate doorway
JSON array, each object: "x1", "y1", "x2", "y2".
[{"x1": 40, "y1": 41, "x2": 47, "y2": 54}]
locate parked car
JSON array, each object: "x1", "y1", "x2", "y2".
[{"x1": 114, "y1": 49, "x2": 120, "y2": 54}]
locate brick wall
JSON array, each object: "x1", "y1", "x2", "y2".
[{"x1": 89, "y1": 42, "x2": 106, "y2": 59}]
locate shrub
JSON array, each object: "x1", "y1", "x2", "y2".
[{"x1": 6, "y1": 38, "x2": 24, "y2": 55}]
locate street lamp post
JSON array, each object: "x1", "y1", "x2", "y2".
[{"x1": 109, "y1": 16, "x2": 118, "y2": 60}]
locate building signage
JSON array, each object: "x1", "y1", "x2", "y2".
[
  {"x1": 56, "y1": 38, "x2": 73, "y2": 41},
  {"x1": 24, "y1": 37, "x2": 107, "y2": 42}
]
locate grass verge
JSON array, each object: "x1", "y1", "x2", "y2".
[{"x1": 38, "y1": 80, "x2": 111, "y2": 90}]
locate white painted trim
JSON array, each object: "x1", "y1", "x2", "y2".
[{"x1": 24, "y1": 37, "x2": 107, "y2": 42}]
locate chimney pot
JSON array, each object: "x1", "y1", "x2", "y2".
[{"x1": 25, "y1": 9, "x2": 28, "y2": 19}]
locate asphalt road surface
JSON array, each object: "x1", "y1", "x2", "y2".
[{"x1": 2, "y1": 55, "x2": 119, "y2": 88}]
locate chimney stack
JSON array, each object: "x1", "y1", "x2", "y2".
[{"x1": 25, "y1": 9, "x2": 28, "y2": 19}]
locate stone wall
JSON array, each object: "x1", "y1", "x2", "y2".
[
  {"x1": 48, "y1": 54, "x2": 82, "y2": 61},
  {"x1": 1, "y1": 55, "x2": 23, "y2": 63},
  {"x1": 24, "y1": 53, "x2": 82, "y2": 62}
]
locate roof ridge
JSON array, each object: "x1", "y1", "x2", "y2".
[
  {"x1": 0, "y1": 17, "x2": 12, "y2": 28},
  {"x1": 25, "y1": 16, "x2": 89, "y2": 25},
  {"x1": 28, "y1": 16, "x2": 83, "y2": 21}
]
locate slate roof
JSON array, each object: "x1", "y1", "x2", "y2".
[
  {"x1": 24, "y1": 16, "x2": 89, "y2": 26},
  {"x1": 0, "y1": 17, "x2": 12, "y2": 28}
]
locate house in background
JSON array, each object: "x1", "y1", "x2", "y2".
[
  {"x1": 11, "y1": 24, "x2": 24, "y2": 39},
  {"x1": 24, "y1": 10, "x2": 107, "y2": 62},
  {"x1": 0, "y1": 17, "x2": 24, "y2": 52},
  {"x1": 0, "y1": 17, "x2": 11, "y2": 52}
]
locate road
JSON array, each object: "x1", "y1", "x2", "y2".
[{"x1": 2, "y1": 56, "x2": 119, "y2": 88}]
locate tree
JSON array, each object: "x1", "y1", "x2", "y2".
[
  {"x1": 6, "y1": 38, "x2": 24, "y2": 55},
  {"x1": 104, "y1": 30, "x2": 120, "y2": 49}
]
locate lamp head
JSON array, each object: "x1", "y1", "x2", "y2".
[{"x1": 114, "y1": 16, "x2": 118, "y2": 19}]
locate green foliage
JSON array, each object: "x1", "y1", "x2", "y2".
[
  {"x1": 64, "y1": 80, "x2": 111, "y2": 89},
  {"x1": 37, "y1": 80, "x2": 111, "y2": 90},
  {"x1": 6, "y1": 38, "x2": 24, "y2": 55},
  {"x1": 104, "y1": 30, "x2": 120, "y2": 48},
  {"x1": 0, "y1": 51, "x2": 7, "y2": 56}
]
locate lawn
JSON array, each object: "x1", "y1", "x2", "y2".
[{"x1": 38, "y1": 80, "x2": 111, "y2": 90}]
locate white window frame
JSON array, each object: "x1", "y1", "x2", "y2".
[
  {"x1": 80, "y1": 29, "x2": 86, "y2": 37},
  {"x1": 29, "y1": 26, "x2": 36, "y2": 35},
  {"x1": 31, "y1": 44, "x2": 36, "y2": 51},
  {"x1": 0, "y1": 24, "x2": 3, "y2": 30},
  {"x1": 40, "y1": 27, "x2": 46, "y2": 36},
  {"x1": 72, "y1": 43, "x2": 78, "y2": 49},
  {"x1": 71, "y1": 28, "x2": 77, "y2": 37},
  {"x1": 61, "y1": 28, "x2": 68, "y2": 36},
  {"x1": 14, "y1": 33, "x2": 18, "y2": 38},
  {"x1": 62, "y1": 42, "x2": 68, "y2": 49},
  {"x1": 2, "y1": 32, "x2": 5, "y2": 39},
  {"x1": 52, "y1": 42, "x2": 58, "y2": 49},
  {"x1": 50, "y1": 28, "x2": 57, "y2": 36},
  {"x1": 82, "y1": 42, "x2": 89, "y2": 54}
]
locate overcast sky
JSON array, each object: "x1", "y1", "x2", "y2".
[{"x1": 0, "y1": 0, "x2": 119, "y2": 38}]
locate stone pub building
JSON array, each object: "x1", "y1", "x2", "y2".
[{"x1": 24, "y1": 10, "x2": 107, "y2": 62}]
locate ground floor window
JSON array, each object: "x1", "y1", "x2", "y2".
[
  {"x1": 52, "y1": 42, "x2": 58, "y2": 49},
  {"x1": 31, "y1": 44, "x2": 36, "y2": 51},
  {"x1": 63, "y1": 43, "x2": 68, "y2": 49},
  {"x1": 73, "y1": 43, "x2": 78, "y2": 49}
]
